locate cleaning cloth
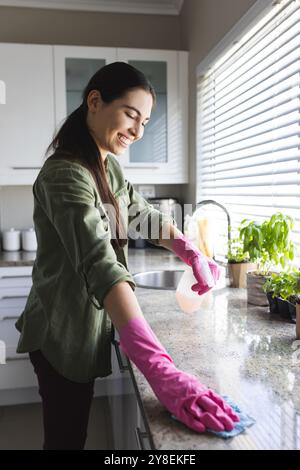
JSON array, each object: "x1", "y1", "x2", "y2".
[
  {"x1": 172, "y1": 395, "x2": 255, "y2": 439},
  {"x1": 208, "y1": 395, "x2": 255, "y2": 438}
]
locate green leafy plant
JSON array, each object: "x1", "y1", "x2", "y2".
[
  {"x1": 263, "y1": 269, "x2": 300, "y2": 303},
  {"x1": 227, "y1": 234, "x2": 250, "y2": 263},
  {"x1": 239, "y1": 219, "x2": 263, "y2": 263},
  {"x1": 239, "y1": 212, "x2": 295, "y2": 275}
]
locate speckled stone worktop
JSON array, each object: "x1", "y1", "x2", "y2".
[{"x1": 128, "y1": 248, "x2": 300, "y2": 450}]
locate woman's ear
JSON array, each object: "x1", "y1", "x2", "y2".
[{"x1": 87, "y1": 90, "x2": 102, "y2": 112}]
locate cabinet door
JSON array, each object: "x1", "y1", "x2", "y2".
[
  {"x1": 116, "y1": 48, "x2": 188, "y2": 184},
  {"x1": 0, "y1": 266, "x2": 32, "y2": 320},
  {"x1": 0, "y1": 43, "x2": 55, "y2": 170},
  {"x1": 54, "y1": 46, "x2": 117, "y2": 127}
]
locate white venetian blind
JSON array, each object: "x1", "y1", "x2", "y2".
[{"x1": 197, "y1": 0, "x2": 300, "y2": 264}]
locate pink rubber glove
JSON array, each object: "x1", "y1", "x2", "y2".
[
  {"x1": 119, "y1": 316, "x2": 239, "y2": 433},
  {"x1": 172, "y1": 233, "x2": 221, "y2": 295}
]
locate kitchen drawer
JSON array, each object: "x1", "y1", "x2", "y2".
[
  {"x1": 0, "y1": 276, "x2": 32, "y2": 288},
  {"x1": 0, "y1": 317, "x2": 22, "y2": 359},
  {"x1": 0, "y1": 266, "x2": 32, "y2": 278},
  {"x1": 0, "y1": 286, "x2": 31, "y2": 299},
  {"x1": 0, "y1": 357, "x2": 37, "y2": 391},
  {"x1": 0, "y1": 296, "x2": 28, "y2": 308},
  {"x1": 0, "y1": 305, "x2": 23, "y2": 321}
]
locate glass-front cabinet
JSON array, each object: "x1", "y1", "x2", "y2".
[
  {"x1": 0, "y1": 45, "x2": 188, "y2": 185},
  {"x1": 54, "y1": 46, "x2": 117, "y2": 128},
  {"x1": 122, "y1": 59, "x2": 168, "y2": 165},
  {"x1": 116, "y1": 49, "x2": 188, "y2": 184},
  {"x1": 53, "y1": 46, "x2": 188, "y2": 184}
]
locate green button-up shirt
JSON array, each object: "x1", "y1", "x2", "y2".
[{"x1": 15, "y1": 154, "x2": 172, "y2": 383}]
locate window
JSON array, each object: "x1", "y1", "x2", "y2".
[{"x1": 196, "y1": 0, "x2": 300, "y2": 264}]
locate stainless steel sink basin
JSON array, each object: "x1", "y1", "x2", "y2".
[{"x1": 133, "y1": 270, "x2": 184, "y2": 290}]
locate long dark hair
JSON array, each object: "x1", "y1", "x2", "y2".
[{"x1": 47, "y1": 62, "x2": 156, "y2": 249}]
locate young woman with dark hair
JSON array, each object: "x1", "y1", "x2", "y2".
[{"x1": 15, "y1": 62, "x2": 239, "y2": 450}]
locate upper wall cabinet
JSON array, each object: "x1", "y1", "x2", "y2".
[
  {"x1": 53, "y1": 46, "x2": 118, "y2": 129},
  {"x1": 116, "y1": 49, "x2": 188, "y2": 184},
  {"x1": 0, "y1": 44, "x2": 188, "y2": 185},
  {"x1": 53, "y1": 46, "x2": 188, "y2": 184},
  {"x1": 0, "y1": 43, "x2": 55, "y2": 183}
]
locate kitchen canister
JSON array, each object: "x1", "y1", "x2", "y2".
[
  {"x1": 21, "y1": 228, "x2": 37, "y2": 252},
  {"x1": 2, "y1": 228, "x2": 21, "y2": 251}
]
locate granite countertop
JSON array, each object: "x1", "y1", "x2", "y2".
[
  {"x1": 128, "y1": 248, "x2": 300, "y2": 450},
  {"x1": 0, "y1": 250, "x2": 36, "y2": 267},
  {"x1": 1, "y1": 246, "x2": 299, "y2": 449}
]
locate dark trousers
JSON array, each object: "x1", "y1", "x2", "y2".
[{"x1": 29, "y1": 350, "x2": 95, "y2": 450}]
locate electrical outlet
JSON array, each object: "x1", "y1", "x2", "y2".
[{"x1": 138, "y1": 185, "x2": 156, "y2": 199}]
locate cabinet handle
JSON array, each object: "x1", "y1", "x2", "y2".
[
  {"x1": 0, "y1": 316, "x2": 19, "y2": 320},
  {"x1": 123, "y1": 166, "x2": 160, "y2": 170},
  {"x1": 135, "y1": 427, "x2": 150, "y2": 450},
  {"x1": 0, "y1": 295, "x2": 28, "y2": 299},
  {"x1": 11, "y1": 167, "x2": 41, "y2": 170},
  {"x1": 112, "y1": 339, "x2": 129, "y2": 373},
  {"x1": 0, "y1": 276, "x2": 31, "y2": 279},
  {"x1": 6, "y1": 355, "x2": 27, "y2": 361}
]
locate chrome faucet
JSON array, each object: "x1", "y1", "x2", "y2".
[{"x1": 196, "y1": 199, "x2": 231, "y2": 245}]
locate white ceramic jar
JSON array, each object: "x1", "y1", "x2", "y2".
[
  {"x1": 2, "y1": 228, "x2": 21, "y2": 251},
  {"x1": 21, "y1": 228, "x2": 37, "y2": 252}
]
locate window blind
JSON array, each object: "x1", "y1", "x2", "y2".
[{"x1": 197, "y1": 0, "x2": 300, "y2": 265}]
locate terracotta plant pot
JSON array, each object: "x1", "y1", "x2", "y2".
[
  {"x1": 228, "y1": 262, "x2": 257, "y2": 288},
  {"x1": 246, "y1": 272, "x2": 269, "y2": 306}
]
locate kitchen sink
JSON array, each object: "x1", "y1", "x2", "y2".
[{"x1": 132, "y1": 270, "x2": 184, "y2": 290}]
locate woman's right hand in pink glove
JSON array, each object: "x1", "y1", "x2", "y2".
[
  {"x1": 152, "y1": 365, "x2": 240, "y2": 433},
  {"x1": 119, "y1": 316, "x2": 239, "y2": 433}
]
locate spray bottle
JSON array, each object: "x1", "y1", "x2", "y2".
[{"x1": 175, "y1": 264, "x2": 214, "y2": 314}]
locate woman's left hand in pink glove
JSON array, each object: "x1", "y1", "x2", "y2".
[{"x1": 171, "y1": 233, "x2": 221, "y2": 295}]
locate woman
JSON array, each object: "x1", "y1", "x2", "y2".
[{"x1": 15, "y1": 62, "x2": 239, "y2": 450}]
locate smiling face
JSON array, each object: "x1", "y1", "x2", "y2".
[{"x1": 86, "y1": 87, "x2": 153, "y2": 160}]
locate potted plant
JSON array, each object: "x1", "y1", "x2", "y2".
[
  {"x1": 263, "y1": 270, "x2": 300, "y2": 323},
  {"x1": 262, "y1": 274, "x2": 279, "y2": 315},
  {"x1": 296, "y1": 299, "x2": 300, "y2": 339},
  {"x1": 239, "y1": 213, "x2": 295, "y2": 306},
  {"x1": 227, "y1": 234, "x2": 257, "y2": 288}
]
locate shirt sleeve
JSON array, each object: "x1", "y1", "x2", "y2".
[
  {"x1": 35, "y1": 164, "x2": 135, "y2": 309},
  {"x1": 126, "y1": 180, "x2": 176, "y2": 246}
]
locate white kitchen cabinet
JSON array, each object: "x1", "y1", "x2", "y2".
[
  {"x1": 0, "y1": 44, "x2": 188, "y2": 186},
  {"x1": 108, "y1": 351, "x2": 154, "y2": 450},
  {"x1": 0, "y1": 265, "x2": 133, "y2": 406},
  {"x1": 53, "y1": 45, "x2": 118, "y2": 128},
  {"x1": 116, "y1": 48, "x2": 188, "y2": 184},
  {"x1": 0, "y1": 266, "x2": 32, "y2": 321},
  {"x1": 53, "y1": 46, "x2": 188, "y2": 184},
  {"x1": 0, "y1": 43, "x2": 55, "y2": 184}
]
